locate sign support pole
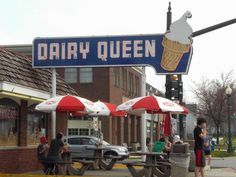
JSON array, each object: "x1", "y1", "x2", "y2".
[
  {"x1": 51, "y1": 68, "x2": 56, "y2": 139},
  {"x1": 141, "y1": 67, "x2": 147, "y2": 160}
]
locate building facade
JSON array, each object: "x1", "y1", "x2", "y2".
[
  {"x1": 56, "y1": 67, "x2": 143, "y2": 145},
  {"x1": 1, "y1": 45, "x2": 167, "y2": 173},
  {"x1": 0, "y1": 47, "x2": 77, "y2": 173}
]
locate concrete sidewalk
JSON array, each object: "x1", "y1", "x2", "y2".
[
  {"x1": 188, "y1": 167, "x2": 236, "y2": 177},
  {"x1": 1, "y1": 163, "x2": 235, "y2": 177}
]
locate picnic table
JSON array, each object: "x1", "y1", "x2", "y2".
[
  {"x1": 61, "y1": 151, "x2": 93, "y2": 175},
  {"x1": 123, "y1": 152, "x2": 171, "y2": 177},
  {"x1": 85, "y1": 146, "x2": 117, "y2": 170}
]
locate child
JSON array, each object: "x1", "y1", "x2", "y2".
[
  {"x1": 203, "y1": 131, "x2": 212, "y2": 170},
  {"x1": 37, "y1": 136, "x2": 49, "y2": 173}
]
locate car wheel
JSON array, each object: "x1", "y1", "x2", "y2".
[{"x1": 103, "y1": 151, "x2": 118, "y2": 163}]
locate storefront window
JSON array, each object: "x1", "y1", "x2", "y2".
[
  {"x1": 68, "y1": 128, "x2": 79, "y2": 135},
  {"x1": 79, "y1": 128, "x2": 89, "y2": 135},
  {"x1": 0, "y1": 98, "x2": 19, "y2": 147},
  {"x1": 27, "y1": 104, "x2": 47, "y2": 145}
]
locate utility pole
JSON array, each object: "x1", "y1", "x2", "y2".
[
  {"x1": 165, "y1": 2, "x2": 185, "y2": 139},
  {"x1": 165, "y1": 3, "x2": 172, "y2": 101}
]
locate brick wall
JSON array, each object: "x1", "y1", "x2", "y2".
[
  {"x1": 57, "y1": 68, "x2": 110, "y2": 102},
  {"x1": 56, "y1": 113, "x2": 68, "y2": 136},
  {"x1": 0, "y1": 99, "x2": 43, "y2": 173},
  {"x1": 101, "y1": 117, "x2": 111, "y2": 142},
  {"x1": 18, "y1": 100, "x2": 28, "y2": 146},
  {"x1": 0, "y1": 148, "x2": 42, "y2": 173},
  {"x1": 0, "y1": 100, "x2": 70, "y2": 173},
  {"x1": 124, "y1": 116, "x2": 131, "y2": 145}
]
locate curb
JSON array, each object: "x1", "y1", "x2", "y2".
[{"x1": 0, "y1": 174, "x2": 100, "y2": 177}]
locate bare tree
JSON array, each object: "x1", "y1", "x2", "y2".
[{"x1": 192, "y1": 71, "x2": 235, "y2": 144}]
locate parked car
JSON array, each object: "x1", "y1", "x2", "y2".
[{"x1": 64, "y1": 136, "x2": 129, "y2": 160}]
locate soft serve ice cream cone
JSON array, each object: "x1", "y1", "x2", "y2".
[{"x1": 161, "y1": 11, "x2": 193, "y2": 71}]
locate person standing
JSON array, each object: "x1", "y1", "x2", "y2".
[
  {"x1": 47, "y1": 132, "x2": 69, "y2": 174},
  {"x1": 194, "y1": 118, "x2": 207, "y2": 177},
  {"x1": 47, "y1": 132, "x2": 67, "y2": 161}
]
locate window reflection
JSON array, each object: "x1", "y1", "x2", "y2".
[
  {"x1": 27, "y1": 104, "x2": 46, "y2": 145},
  {"x1": 0, "y1": 98, "x2": 19, "y2": 147}
]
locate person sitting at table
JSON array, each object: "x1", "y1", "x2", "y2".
[
  {"x1": 146, "y1": 137, "x2": 152, "y2": 152},
  {"x1": 47, "y1": 132, "x2": 68, "y2": 174},
  {"x1": 162, "y1": 137, "x2": 172, "y2": 155},
  {"x1": 37, "y1": 136, "x2": 49, "y2": 173}
]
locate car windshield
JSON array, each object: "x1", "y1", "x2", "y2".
[
  {"x1": 93, "y1": 137, "x2": 110, "y2": 145},
  {"x1": 103, "y1": 140, "x2": 110, "y2": 146},
  {"x1": 65, "y1": 136, "x2": 111, "y2": 146}
]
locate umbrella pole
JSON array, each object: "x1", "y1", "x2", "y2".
[
  {"x1": 141, "y1": 111, "x2": 147, "y2": 161},
  {"x1": 170, "y1": 113, "x2": 172, "y2": 137},
  {"x1": 150, "y1": 112, "x2": 154, "y2": 152},
  {"x1": 51, "y1": 68, "x2": 57, "y2": 139},
  {"x1": 157, "y1": 114, "x2": 160, "y2": 141},
  {"x1": 66, "y1": 112, "x2": 69, "y2": 143},
  {"x1": 141, "y1": 67, "x2": 147, "y2": 161}
]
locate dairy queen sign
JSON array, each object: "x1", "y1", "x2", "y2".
[{"x1": 33, "y1": 12, "x2": 193, "y2": 74}]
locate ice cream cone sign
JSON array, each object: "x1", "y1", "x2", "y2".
[{"x1": 161, "y1": 11, "x2": 193, "y2": 72}]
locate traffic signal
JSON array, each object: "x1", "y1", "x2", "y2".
[{"x1": 165, "y1": 75, "x2": 183, "y2": 102}]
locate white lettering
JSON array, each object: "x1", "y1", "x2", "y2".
[
  {"x1": 122, "y1": 41, "x2": 131, "y2": 58},
  {"x1": 97, "y1": 42, "x2": 108, "y2": 61},
  {"x1": 67, "y1": 42, "x2": 77, "y2": 59},
  {"x1": 61, "y1": 43, "x2": 66, "y2": 60},
  {"x1": 110, "y1": 41, "x2": 120, "y2": 58},
  {"x1": 38, "y1": 44, "x2": 47, "y2": 60},
  {"x1": 49, "y1": 43, "x2": 59, "y2": 60},
  {"x1": 133, "y1": 40, "x2": 143, "y2": 58},
  {"x1": 79, "y1": 42, "x2": 89, "y2": 59},
  {"x1": 145, "y1": 40, "x2": 155, "y2": 57}
]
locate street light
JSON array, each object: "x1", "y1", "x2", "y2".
[{"x1": 225, "y1": 85, "x2": 234, "y2": 153}]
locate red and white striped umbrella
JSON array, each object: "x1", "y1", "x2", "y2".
[
  {"x1": 90, "y1": 101, "x2": 127, "y2": 117},
  {"x1": 117, "y1": 95, "x2": 189, "y2": 114},
  {"x1": 117, "y1": 96, "x2": 188, "y2": 148},
  {"x1": 35, "y1": 95, "x2": 100, "y2": 114}
]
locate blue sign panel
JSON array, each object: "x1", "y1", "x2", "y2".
[{"x1": 33, "y1": 34, "x2": 192, "y2": 74}]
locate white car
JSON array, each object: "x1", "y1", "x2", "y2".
[{"x1": 64, "y1": 136, "x2": 129, "y2": 160}]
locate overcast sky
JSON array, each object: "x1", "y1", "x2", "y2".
[{"x1": 0, "y1": 0, "x2": 235, "y2": 103}]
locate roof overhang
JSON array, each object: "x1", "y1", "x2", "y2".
[{"x1": 0, "y1": 81, "x2": 51, "y2": 102}]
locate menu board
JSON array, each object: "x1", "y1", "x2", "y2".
[{"x1": 0, "y1": 105, "x2": 18, "y2": 120}]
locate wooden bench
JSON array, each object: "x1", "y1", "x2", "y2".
[
  {"x1": 73, "y1": 155, "x2": 119, "y2": 171},
  {"x1": 70, "y1": 159, "x2": 95, "y2": 175},
  {"x1": 123, "y1": 161, "x2": 171, "y2": 177},
  {"x1": 72, "y1": 156, "x2": 116, "y2": 171}
]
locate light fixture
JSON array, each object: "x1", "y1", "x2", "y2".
[
  {"x1": 225, "y1": 85, "x2": 232, "y2": 95},
  {"x1": 0, "y1": 91, "x2": 45, "y2": 102}
]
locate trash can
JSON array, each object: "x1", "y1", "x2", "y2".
[
  {"x1": 169, "y1": 143, "x2": 190, "y2": 177},
  {"x1": 153, "y1": 141, "x2": 165, "y2": 152}
]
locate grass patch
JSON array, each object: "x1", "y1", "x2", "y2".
[{"x1": 211, "y1": 150, "x2": 236, "y2": 157}]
